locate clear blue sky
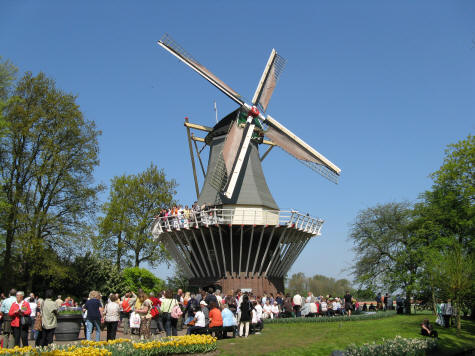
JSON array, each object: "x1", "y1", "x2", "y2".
[{"x1": 1, "y1": 1, "x2": 473, "y2": 284}]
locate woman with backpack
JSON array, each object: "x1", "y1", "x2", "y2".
[{"x1": 159, "y1": 290, "x2": 180, "y2": 336}]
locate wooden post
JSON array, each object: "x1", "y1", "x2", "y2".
[
  {"x1": 185, "y1": 117, "x2": 200, "y2": 200},
  {"x1": 192, "y1": 134, "x2": 206, "y2": 177}
]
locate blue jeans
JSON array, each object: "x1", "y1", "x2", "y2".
[{"x1": 86, "y1": 319, "x2": 101, "y2": 341}]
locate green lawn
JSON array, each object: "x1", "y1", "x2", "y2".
[{"x1": 217, "y1": 313, "x2": 475, "y2": 356}]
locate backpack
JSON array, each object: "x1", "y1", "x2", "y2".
[
  {"x1": 171, "y1": 304, "x2": 183, "y2": 319},
  {"x1": 150, "y1": 306, "x2": 160, "y2": 318},
  {"x1": 122, "y1": 298, "x2": 132, "y2": 313}
]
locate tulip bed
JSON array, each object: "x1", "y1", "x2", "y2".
[{"x1": 0, "y1": 335, "x2": 217, "y2": 355}]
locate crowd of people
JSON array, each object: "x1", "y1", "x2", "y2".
[
  {"x1": 154, "y1": 203, "x2": 233, "y2": 229},
  {"x1": 0, "y1": 287, "x2": 447, "y2": 347}
]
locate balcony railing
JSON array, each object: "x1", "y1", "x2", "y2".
[{"x1": 151, "y1": 208, "x2": 324, "y2": 238}]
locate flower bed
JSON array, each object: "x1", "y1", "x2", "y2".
[
  {"x1": 265, "y1": 310, "x2": 396, "y2": 324},
  {"x1": 343, "y1": 335, "x2": 437, "y2": 356},
  {"x1": 0, "y1": 335, "x2": 217, "y2": 355}
]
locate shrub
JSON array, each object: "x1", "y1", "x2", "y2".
[
  {"x1": 265, "y1": 311, "x2": 396, "y2": 324},
  {"x1": 343, "y1": 335, "x2": 437, "y2": 356}
]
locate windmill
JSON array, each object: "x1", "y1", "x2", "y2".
[{"x1": 152, "y1": 34, "x2": 341, "y2": 295}]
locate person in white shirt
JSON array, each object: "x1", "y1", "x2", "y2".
[
  {"x1": 308, "y1": 301, "x2": 318, "y2": 317},
  {"x1": 271, "y1": 301, "x2": 280, "y2": 319},
  {"x1": 187, "y1": 306, "x2": 206, "y2": 335},
  {"x1": 332, "y1": 300, "x2": 338, "y2": 316},
  {"x1": 214, "y1": 290, "x2": 222, "y2": 306},
  {"x1": 293, "y1": 293, "x2": 303, "y2": 317},
  {"x1": 321, "y1": 300, "x2": 328, "y2": 316},
  {"x1": 306, "y1": 292, "x2": 315, "y2": 303},
  {"x1": 262, "y1": 300, "x2": 273, "y2": 319}
]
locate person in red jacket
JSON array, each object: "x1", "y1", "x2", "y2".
[{"x1": 9, "y1": 291, "x2": 31, "y2": 347}]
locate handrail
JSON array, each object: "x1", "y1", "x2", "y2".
[{"x1": 151, "y1": 208, "x2": 324, "y2": 238}]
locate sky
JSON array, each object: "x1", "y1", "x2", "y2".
[{"x1": 1, "y1": 1, "x2": 474, "y2": 284}]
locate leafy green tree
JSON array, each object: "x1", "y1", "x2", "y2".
[
  {"x1": 121, "y1": 267, "x2": 165, "y2": 295},
  {"x1": 0, "y1": 57, "x2": 17, "y2": 214},
  {"x1": 349, "y1": 202, "x2": 424, "y2": 310},
  {"x1": 0, "y1": 71, "x2": 102, "y2": 290},
  {"x1": 414, "y1": 135, "x2": 475, "y2": 327},
  {"x1": 166, "y1": 265, "x2": 190, "y2": 292},
  {"x1": 286, "y1": 272, "x2": 352, "y2": 297},
  {"x1": 97, "y1": 163, "x2": 177, "y2": 268}
]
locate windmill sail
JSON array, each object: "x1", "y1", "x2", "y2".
[
  {"x1": 264, "y1": 115, "x2": 341, "y2": 183},
  {"x1": 222, "y1": 121, "x2": 245, "y2": 175},
  {"x1": 223, "y1": 121, "x2": 255, "y2": 198},
  {"x1": 252, "y1": 49, "x2": 286, "y2": 112},
  {"x1": 158, "y1": 34, "x2": 244, "y2": 106}
]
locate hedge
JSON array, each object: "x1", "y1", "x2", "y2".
[{"x1": 265, "y1": 311, "x2": 397, "y2": 324}]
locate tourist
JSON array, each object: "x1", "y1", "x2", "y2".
[
  {"x1": 121, "y1": 291, "x2": 137, "y2": 335},
  {"x1": 442, "y1": 299, "x2": 453, "y2": 328},
  {"x1": 306, "y1": 292, "x2": 315, "y2": 303},
  {"x1": 208, "y1": 301, "x2": 223, "y2": 338},
  {"x1": 136, "y1": 293, "x2": 153, "y2": 340},
  {"x1": 282, "y1": 294, "x2": 293, "y2": 317},
  {"x1": 321, "y1": 299, "x2": 329, "y2": 316},
  {"x1": 254, "y1": 299, "x2": 263, "y2": 330},
  {"x1": 292, "y1": 292, "x2": 303, "y2": 317},
  {"x1": 421, "y1": 319, "x2": 438, "y2": 338},
  {"x1": 271, "y1": 301, "x2": 280, "y2": 319},
  {"x1": 29, "y1": 294, "x2": 39, "y2": 340},
  {"x1": 221, "y1": 304, "x2": 237, "y2": 338},
  {"x1": 307, "y1": 300, "x2": 318, "y2": 317},
  {"x1": 251, "y1": 301, "x2": 258, "y2": 333},
  {"x1": 9, "y1": 291, "x2": 31, "y2": 347},
  {"x1": 33, "y1": 297, "x2": 43, "y2": 346},
  {"x1": 160, "y1": 289, "x2": 179, "y2": 336},
  {"x1": 262, "y1": 299, "x2": 273, "y2": 319},
  {"x1": 376, "y1": 293, "x2": 382, "y2": 311},
  {"x1": 104, "y1": 294, "x2": 120, "y2": 341},
  {"x1": 1, "y1": 288, "x2": 17, "y2": 348},
  {"x1": 344, "y1": 291, "x2": 353, "y2": 317},
  {"x1": 239, "y1": 294, "x2": 252, "y2": 338},
  {"x1": 55, "y1": 295, "x2": 63, "y2": 308},
  {"x1": 186, "y1": 305, "x2": 206, "y2": 335},
  {"x1": 84, "y1": 290, "x2": 103, "y2": 341},
  {"x1": 40, "y1": 289, "x2": 58, "y2": 347}
]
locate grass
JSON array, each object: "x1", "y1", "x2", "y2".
[{"x1": 217, "y1": 313, "x2": 475, "y2": 356}]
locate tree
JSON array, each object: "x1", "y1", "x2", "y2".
[
  {"x1": 414, "y1": 135, "x2": 475, "y2": 327},
  {"x1": 121, "y1": 267, "x2": 165, "y2": 295},
  {"x1": 0, "y1": 71, "x2": 102, "y2": 290},
  {"x1": 349, "y1": 202, "x2": 424, "y2": 310},
  {"x1": 286, "y1": 272, "x2": 352, "y2": 297},
  {"x1": 0, "y1": 57, "x2": 17, "y2": 214},
  {"x1": 97, "y1": 163, "x2": 177, "y2": 269},
  {"x1": 166, "y1": 264, "x2": 190, "y2": 292}
]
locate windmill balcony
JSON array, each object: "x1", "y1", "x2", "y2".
[{"x1": 151, "y1": 208, "x2": 324, "y2": 238}]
